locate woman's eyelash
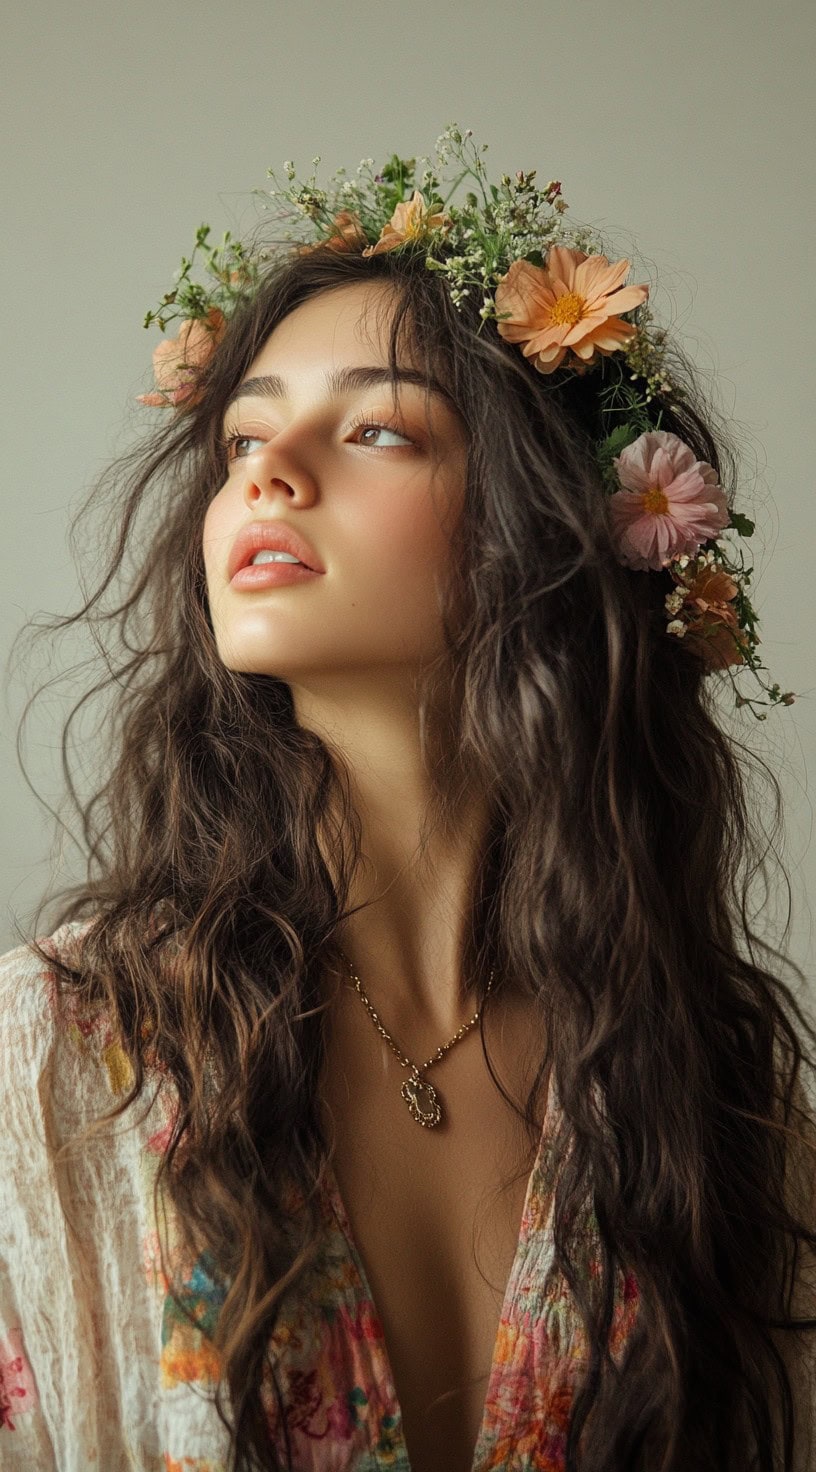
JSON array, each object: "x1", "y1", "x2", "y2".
[
  {"x1": 217, "y1": 415, "x2": 413, "y2": 461},
  {"x1": 345, "y1": 412, "x2": 413, "y2": 446},
  {"x1": 218, "y1": 432, "x2": 259, "y2": 461}
]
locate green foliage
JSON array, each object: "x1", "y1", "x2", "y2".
[
  {"x1": 143, "y1": 227, "x2": 267, "y2": 334},
  {"x1": 596, "y1": 424, "x2": 643, "y2": 490},
  {"x1": 727, "y1": 509, "x2": 755, "y2": 539}
]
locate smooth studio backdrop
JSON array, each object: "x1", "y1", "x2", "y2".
[{"x1": 2, "y1": 0, "x2": 813, "y2": 1015}]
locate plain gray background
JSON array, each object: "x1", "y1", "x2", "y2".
[{"x1": 2, "y1": 0, "x2": 813, "y2": 1010}]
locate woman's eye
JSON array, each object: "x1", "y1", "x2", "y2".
[
  {"x1": 224, "y1": 434, "x2": 264, "y2": 460},
  {"x1": 221, "y1": 421, "x2": 413, "y2": 460},
  {"x1": 355, "y1": 423, "x2": 412, "y2": 448}
]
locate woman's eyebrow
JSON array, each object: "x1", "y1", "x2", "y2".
[{"x1": 223, "y1": 364, "x2": 452, "y2": 414}]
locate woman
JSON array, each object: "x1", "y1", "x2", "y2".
[{"x1": 1, "y1": 135, "x2": 814, "y2": 1471}]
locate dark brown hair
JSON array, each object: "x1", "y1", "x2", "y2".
[{"x1": 11, "y1": 241, "x2": 816, "y2": 1470}]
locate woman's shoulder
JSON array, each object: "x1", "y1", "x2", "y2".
[
  {"x1": 0, "y1": 911, "x2": 177, "y2": 1246},
  {"x1": 0, "y1": 914, "x2": 161, "y2": 1133},
  {"x1": 0, "y1": 920, "x2": 210, "y2": 1468},
  {"x1": 0, "y1": 918, "x2": 97, "y2": 1083}
]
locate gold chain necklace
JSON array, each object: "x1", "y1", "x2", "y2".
[{"x1": 339, "y1": 949, "x2": 494, "y2": 1129}]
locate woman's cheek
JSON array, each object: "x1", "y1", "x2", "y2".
[
  {"x1": 202, "y1": 495, "x2": 232, "y2": 577},
  {"x1": 369, "y1": 503, "x2": 452, "y2": 628}
]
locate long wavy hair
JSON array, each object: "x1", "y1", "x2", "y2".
[{"x1": 11, "y1": 241, "x2": 816, "y2": 1471}]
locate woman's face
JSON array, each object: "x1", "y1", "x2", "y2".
[{"x1": 202, "y1": 281, "x2": 468, "y2": 693}]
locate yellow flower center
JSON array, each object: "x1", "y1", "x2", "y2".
[
  {"x1": 642, "y1": 485, "x2": 669, "y2": 515},
  {"x1": 402, "y1": 200, "x2": 430, "y2": 240},
  {"x1": 549, "y1": 290, "x2": 586, "y2": 327}
]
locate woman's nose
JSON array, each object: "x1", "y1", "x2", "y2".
[{"x1": 241, "y1": 439, "x2": 319, "y2": 509}]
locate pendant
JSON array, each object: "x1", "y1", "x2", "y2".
[{"x1": 401, "y1": 1069, "x2": 442, "y2": 1128}]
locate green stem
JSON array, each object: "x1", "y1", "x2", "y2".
[{"x1": 440, "y1": 166, "x2": 481, "y2": 210}]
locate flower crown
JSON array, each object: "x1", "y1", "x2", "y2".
[{"x1": 138, "y1": 125, "x2": 795, "y2": 720}]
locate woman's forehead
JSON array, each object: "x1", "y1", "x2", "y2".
[
  {"x1": 228, "y1": 280, "x2": 460, "y2": 419},
  {"x1": 253, "y1": 280, "x2": 408, "y2": 374}
]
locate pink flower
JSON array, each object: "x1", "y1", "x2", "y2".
[
  {"x1": 136, "y1": 307, "x2": 226, "y2": 409},
  {"x1": 608, "y1": 430, "x2": 730, "y2": 571}
]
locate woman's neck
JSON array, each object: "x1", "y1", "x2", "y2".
[{"x1": 294, "y1": 675, "x2": 493, "y2": 1033}]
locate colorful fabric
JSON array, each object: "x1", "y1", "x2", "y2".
[{"x1": 0, "y1": 921, "x2": 640, "y2": 1470}]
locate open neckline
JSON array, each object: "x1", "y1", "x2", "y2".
[{"x1": 321, "y1": 1068, "x2": 559, "y2": 1471}]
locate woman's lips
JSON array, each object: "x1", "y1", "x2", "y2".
[
  {"x1": 229, "y1": 562, "x2": 323, "y2": 590},
  {"x1": 228, "y1": 520, "x2": 324, "y2": 578}
]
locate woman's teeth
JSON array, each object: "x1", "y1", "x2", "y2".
[{"x1": 250, "y1": 550, "x2": 303, "y2": 565}]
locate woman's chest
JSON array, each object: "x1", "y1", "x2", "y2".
[{"x1": 317, "y1": 990, "x2": 548, "y2": 1472}]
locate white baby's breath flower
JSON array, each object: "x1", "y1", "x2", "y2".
[{"x1": 666, "y1": 620, "x2": 686, "y2": 637}]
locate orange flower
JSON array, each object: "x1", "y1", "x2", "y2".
[
  {"x1": 362, "y1": 190, "x2": 452, "y2": 256},
  {"x1": 494, "y1": 246, "x2": 649, "y2": 374},
  {"x1": 677, "y1": 562, "x2": 751, "y2": 670},
  {"x1": 136, "y1": 307, "x2": 226, "y2": 408},
  {"x1": 299, "y1": 209, "x2": 368, "y2": 255}
]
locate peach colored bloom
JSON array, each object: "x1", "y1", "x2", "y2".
[
  {"x1": 298, "y1": 209, "x2": 368, "y2": 255},
  {"x1": 494, "y1": 246, "x2": 649, "y2": 374},
  {"x1": 608, "y1": 429, "x2": 730, "y2": 571},
  {"x1": 362, "y1": 190, "x2": 451, "y2": 256},
  {"x1": 136, "y1": 307, "x2": 226, "y2": 408},
  {"x1": 680, "y1": 562, "x2": 750, "y2": 670}
]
